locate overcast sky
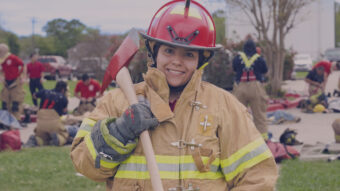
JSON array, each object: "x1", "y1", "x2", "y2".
[{"x1": 0, "y1": 0, "x2": 224, "y2": 36}]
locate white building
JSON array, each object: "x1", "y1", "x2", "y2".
[{"x1": 226, "y1": 0, "x2": 335, "y2": 61}]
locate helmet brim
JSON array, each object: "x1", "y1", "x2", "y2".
[{"x1": 140, "y1": 32, "x2": 221, "y2": 51}]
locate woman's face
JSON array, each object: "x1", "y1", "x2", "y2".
[{"x1": 156, "y1": 45, "x2": 199, "y2": 87}]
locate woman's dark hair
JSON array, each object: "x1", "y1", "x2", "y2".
[{"x1": 55, "y1": 81, "x2": 67, "y2": 92}]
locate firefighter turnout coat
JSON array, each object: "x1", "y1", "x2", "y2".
[{"x1": 71, "y1": 68, "x2": 278, "y2": 191}]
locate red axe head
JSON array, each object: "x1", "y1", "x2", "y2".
[{"x1": 101, "y1": 28, "x2": 140, "y2": 93}]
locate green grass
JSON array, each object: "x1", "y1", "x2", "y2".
[
  {"x1": 295, "y1": 71, "x2": 308, "y2": 79},
  {"x1": 0, "y1": 146, "x2": 105, "y2": 191},
  {"x1": 0, "y1": 80, "x2": 77, "y2": 106},
  {"x1": 277, "y1": 160, "x2": 340, "y2": 191},
  {"x1": 1, "y1": 147, "x2": 340, "y2": 191}
]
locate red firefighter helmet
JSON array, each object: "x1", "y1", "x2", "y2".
[
  {"x1": 141, "y1": 0, "x2": 219, "y2": 68},
  {"x1": 141, "y1": 0, "x2": 218, "y2": 50}
]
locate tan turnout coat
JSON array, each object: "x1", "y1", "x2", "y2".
[{"x1": 71, "y1": 68, "x2": 278, "y2": 191}]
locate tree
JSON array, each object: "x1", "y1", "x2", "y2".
[
  {"x1": 7, "y1": 33, "x2": 20, "y2": 55},
  {"x1": 43, "y1": 18, "x2": 87, "y2": 57},
  {"x1": 225, "y1": 0, "x2": 314, "y2": 95},
  {"x1": 212, "y1": 10, "x2": 226, "y2": 45}
]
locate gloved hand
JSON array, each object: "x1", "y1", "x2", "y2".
[{"x1": 108, "y1": 102, "x2": 159, "y2": 145}]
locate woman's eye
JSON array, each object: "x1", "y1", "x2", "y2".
[
  {"x1": 185, "y1": 52, "x2": 194, "y2": 58},
  {"x1": 164, "y1": 48, "x2": 174, "y2": 54}
]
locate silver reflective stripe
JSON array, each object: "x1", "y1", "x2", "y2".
[
  {"x1": 223, "y1": 143, "x2": 268, "y2": 174},
  {"x1": 119, "y1": 162, "x2": 219, "y2": 172}
]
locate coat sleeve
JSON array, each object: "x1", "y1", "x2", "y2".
[
  {"x1": 70, "y1": 90, "x2": 129, "y2": 182},
  {"x1": 258, "y1": 57, "x2": 268, "y2": 74},
  {"x1": 218, "y1": 93, "x2": 278, "y2": 190}
]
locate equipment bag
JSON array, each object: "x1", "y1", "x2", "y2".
[
  {"x1": 0, "y1": 130, "x2": 21, "y2": 151},
  {"x1": 266, "y1": 140, "x2": 300, "y2": 163}
]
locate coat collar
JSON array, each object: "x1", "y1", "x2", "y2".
[{"x1": 143, "y1": 67, "x2": 203, "y2": 122}]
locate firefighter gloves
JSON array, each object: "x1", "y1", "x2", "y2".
[{"x1": 112, "y1": 103, "x2": 159, "y2": 145}]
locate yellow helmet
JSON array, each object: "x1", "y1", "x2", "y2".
[{"x1": 313, "y1": 104, "x2": 326, "y2": 113}]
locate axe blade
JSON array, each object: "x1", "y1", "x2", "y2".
[{"x1": 101, "y1": 28, "x2": 140, "y2": 93}]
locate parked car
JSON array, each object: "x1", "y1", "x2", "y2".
[
  {"x1": 74, "y1": 57, "x2": 108, "y2": 81},
  {"x1": 324, "y1": 48, "x2": 340, "y2": 64},
  {"x1": 38, "y1": 55, "x2": 73, "y2": 80},
  {"x1": 293, "y1": 54, "x2": 313, "y2": 72}
]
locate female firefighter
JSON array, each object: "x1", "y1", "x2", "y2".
[{"x1": 70, "y1": 0, "x2": 278, "y2": 190}]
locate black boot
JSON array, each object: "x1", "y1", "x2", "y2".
[{"x1": 23, "y1": 135, "x2": 38, "y2": 148}]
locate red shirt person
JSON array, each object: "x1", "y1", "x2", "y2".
[
  {"x1": 1, "y1": 53, "x2": 24, "y2": 82},
  {"x1": 27, "y1": 54, "x2": 44, "y2": 79},
  {"x1": 0, "y1": 43, "x2": 25, "y2": 119},
  {"x1": 74, "y1": 74, "x2": 101, "y2": 100},
  {"x1": 27, "y1": 53, "x2": 45, "y2": 106},
  {"x1": 313, "y1": 61, "x2": 332, "y2": 76},
  {"x1": 73, "y1": 74, "x2": 101, "y2": 115}
]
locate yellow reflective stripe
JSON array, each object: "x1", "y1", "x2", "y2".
[
  {"x1": 221, "y1": 137, "x2": 264, "y2": 168},
  {"x1": 239, "y1": 52, "x2": 259, "y2": 68},
  {"x1": 116, "y1": 170, "x2": 223, "y2": 180},
  {"x1": 84, "y1": 134, "x2": 97, "y2": 161},
  {"x1": 224, "y1": 150, "x2": 272, "y2": 181},
  {"x1": 76, "y1": 118, "x2": 97, "y2": 138},
  {"x1": 199, "y1": 62, "x2": 209, "y2": 70},
  {"x1": 261, "y1": 133, "x2": 269, "y2": 141},
  {"x1": 100, "y1": 121, "x2": 136, "y2": 154},
  {"x1": 84, "y1": 134, "x2": 119, "y2": 169},
  {"x1": 75, "y1": 129, "x2": 90, "y2": 138},
  {"x1": 81, "y1": 118, "x2": 96, "y2": 127},
  {"x1": 115, "y1": 155, "x2": 222, "y2": 180},
  {"x1": 121, "y1": 155, "x2": 219, "y2": 165}
]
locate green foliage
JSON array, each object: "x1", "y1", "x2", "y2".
[
  {"x1": 203, "y1": 47, "x2": 234, "y2": 90},
  {"x1": 277, "y1": 160, "x2": 340, "y2": 191},
  {"x1": 7, "y1": 33, "x2": 20, "y2": 55},
  {"x1": 43, "y1": 19, "x2": 87, "y2": 57},
  {"x1": 212, "y1": 10, "x2": 226, "y2": 45},
  {"x1": 0, "y1": 28, "x2": 20, "y2": 55},
  {"x1": 0, "y1": 146, "x2": 105, "y2": 191}
]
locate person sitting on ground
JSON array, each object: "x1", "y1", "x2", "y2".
[
  {"x1": 24, "y1": 81, "x2": 69, "y2": 147},
  {"x1": 73, "y1": 74, "x2": 101, "y2": 116}
]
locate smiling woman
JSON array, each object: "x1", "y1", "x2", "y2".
[
  {"x1": 156, "y1": 45, "x2": 199, "y2": 96},
  {"x1": 70, "y1": 1, "x2": 278, "y2": 190}
]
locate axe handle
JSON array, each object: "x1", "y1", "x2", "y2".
[{"x1": 116, "y1": 67, "x2": 164, "y2": 191}]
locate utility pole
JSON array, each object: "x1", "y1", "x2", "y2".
[{"x1": 32, "y1": 17, "x2": 36, "y2": 49}]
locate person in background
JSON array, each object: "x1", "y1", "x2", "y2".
[
  {"x1": 73, "y1": 74, "x2": 101, "y2": 116},
  {"x1": 24, "y1": 81, "x2": 69, "y2": 147},
  {"x1": 70, "y1": 1, "x2": 277, "y2": 190},
  {"x1": 305, "y1": 65, "x2": 326, "y2": 96},
  {"x1": 0, "y1": 43, "x2": 25, "y2": 120},
  {"x1": 232, "y1": 38, "x2": 269, "y2": 140},
  {"x1": 26, "y1": 52, "x2": 44, "y2": 107}
]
